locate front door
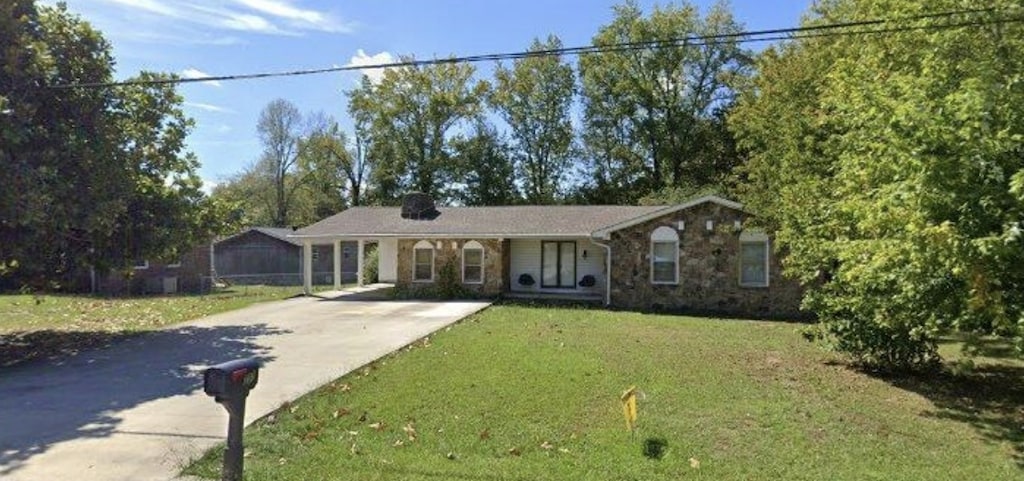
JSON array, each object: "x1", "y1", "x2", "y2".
[{"x1": 541, "y1": 241, "x2": 576, "y2": 288}]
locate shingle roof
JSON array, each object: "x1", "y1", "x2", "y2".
[
  {"x1": 291, "y1": 205, "x2": 673, "y2": 239},
  {"x1": 219, "y1": 227, "x2": 303, "y2": 246}
]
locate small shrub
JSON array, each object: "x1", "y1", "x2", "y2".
[{"x1": 363, "y1": 247, "x2": 379, "y2": 283}]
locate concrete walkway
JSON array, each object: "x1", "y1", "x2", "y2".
[{"x1": 0, "y1": 286, "x2": 490, "y2": 481}]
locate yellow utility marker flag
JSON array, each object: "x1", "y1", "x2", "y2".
[{"x1": 621, "y1": 386, "x2": 638, "y2": 432}]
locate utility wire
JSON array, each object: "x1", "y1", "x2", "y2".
[{"x1": 49, "y1": 6, "x2": 1018, "y2": 90}]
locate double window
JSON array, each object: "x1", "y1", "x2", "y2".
[
  {"x1": 462, "y1": 241, "x2": 484, "y2": 284},
  {"x1": 413, "y1": 240, "x2": 434, "y2": 282},
  {"x1": 650, "y1": 226, "x2": 679, "y2": 284},
  {"x1": 739, "y1": 231, "x2": 770, "y2": 287}
]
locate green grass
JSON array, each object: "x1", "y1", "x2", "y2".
[
  {"x1": 184, "y1": 305, "x2": 1023, "y2": 481},
  {"x1": 0, "y1": 284, "x2": 341, "y2": 366}
]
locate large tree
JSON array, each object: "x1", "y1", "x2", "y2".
[
  {"x1": 347, "y1": 60, "x2": 488, "y2": 204},
  {"x1": 490, "y1": 36, "x2": 576, "y2": 204},
  {"x1": 578, "y1": 0, "x2": 748, "y2": 204},
  {"x1": 451, "y1": 122, "x2": 519, "y2": 206},
  {"x1": 0, "y1": 1, "x2": 222, "y2": 290},
  {"x1": 301, "y1": 117, "x2": 371, "y2": 217},
  {"x1": 253, "y1": 99, "x2": 316, "y2": 227},
  {"x1": 730, "y1": 0, "x2": 1024, "y2": 369}
]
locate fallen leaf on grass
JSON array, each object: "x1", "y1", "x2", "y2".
[
  {"x1": 350, "y1": 443, "x2": 360, "y2": 455},
  {"x1": 332, "y1": 408, "x2": 351, "y2": 419},
  {"x1": 479, "y1": 428, "x2": 490, "y2": 440},
  {"x1": 689, "y1": 457, "x2": 700, "y2": 469},
  {"x1": 302, "y1": 429, "x2": 321, "y2": 442},
  {"x1": 558, "y1": 448, "x2": 570, "y2": 454},
  {"x1": 446, "y1": 452, "x2": 456, "y2": 460},
  {"x1": 540, "y1": 441, "x2": 554, "y2": 450},
  {"x1": 369, "y1": 421, "x2": 386, "y2": 431},
  {"x1": 403, "y1": 422, "x2": 417, "y2": 441},
  {"x1": 358, "y1": 411, "x2": 368, "y2": 422},
  {"x1": 507, "y1": 447, "x2": 522, "y2": 456},
  {"x1": 392, "y1": 439, "x2": 404, "y2": 447}
]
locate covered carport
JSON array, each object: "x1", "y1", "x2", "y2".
[{"x1": 294, "y1": 237, "x2": 398, "y2": 295}]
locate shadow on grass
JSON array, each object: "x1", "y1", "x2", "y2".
[
  {"x1": 874, "y1": 364, "x2": 1024, "y2": 469},
  {"x1": 0, "y1": 329, "x2": 137, "y2": 367},
  {"x1": 0, "y1": 323, "x2": 287, "y2": 477}
]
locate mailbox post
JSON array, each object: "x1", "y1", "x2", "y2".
[{"x1": 204, "y1": 358, "x2": 261, "y2": 481}]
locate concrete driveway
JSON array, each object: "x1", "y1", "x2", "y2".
[{"x1": 0, "y1": 286, "x2": 490, "y2": 481}]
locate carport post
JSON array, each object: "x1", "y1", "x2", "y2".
[
  {"x1": 357, "y1": 239, "x2": 365, "y2": 287},
  {"x1": 333, "y1": 240, "x2": 341, "y2": 290},
  {"x1": 302, "y1": 240, "x2": 312, "y2": 295}
]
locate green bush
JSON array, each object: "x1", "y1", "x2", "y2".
[{"x1": 363, "y1": 246, "x2": 379, "y2": 284}]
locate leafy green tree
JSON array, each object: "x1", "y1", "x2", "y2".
[
  {"x1": 578, "y1": 0, "x2": 749, "y2": 204},
  {"x1": 347, "y1": 60, "x2": 488, "y2": 204},
  {"x1": 451, "y1": 122, "x2": 519, "y2": 206},
  {"x1": 731, "y1": 0, "x2": 1024, "y2": 369},
  {"x1": 302, "y1": 117, "x2": 370, "y2": 213},
  {"x1": 490, "y1": 36, "x2": 576, "y2": 204},
  {"x1": 0, "y1": 1, "x2": 222, "y2": 290}
]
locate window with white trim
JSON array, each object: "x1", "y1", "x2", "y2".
[
  {"x1": 462, "y1": 241, "x2": 484, "y2": 284},
  {"x1": 650, "y1": 226, "x2": 679, "y2": 284},
  {"x1": 413, "y1": 240, "x2": 434, "y2": 282},
  {"x1": 739, "y1": 230, "x2": 770, "y2": 287},
  {"x1": 133, "y1": 258, "x2": 149, "y2": 270}
]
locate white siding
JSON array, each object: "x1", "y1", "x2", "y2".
[
  {"x1": 378, "y1": 238, "x2": 398, "y2": 282},
  {"x1": 509, "y1": 238, "x2": 605, "y2": 294}
]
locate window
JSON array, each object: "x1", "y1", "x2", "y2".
[
  {"x1": 167, "y1": 259, "x2": 182, "y2": 268},
  {"x1": 650, "y1": 226, "x2": 679, "y2": 284},
  {"x1": 739, "y1": 231, "x2": 770, "y2": 287},
  {"x1": 133, "y1": 258, "x2": 149, "y2": 270},
  {"x1": 462, "y1": 241, "x2": 484, "y2": 284},
  {"x1": 413, "y1": 240, "x2": 434, "y2": 282},
  {"x1": 312, "y1": 248, "x2": 320, "y2": 261}
]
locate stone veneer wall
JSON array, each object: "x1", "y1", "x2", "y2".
[
  {"x1": 395, "y1": 238, "x2": 506, "y2": 296},
  {"x1": 607, "y1": 202, "x2": 804, "y2": 318}
]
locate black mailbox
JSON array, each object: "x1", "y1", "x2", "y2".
[
  {"x1": 203, "y1": 358, "x2": 261, "y2": 481},
  {"x1": 204, "y1": 358, "x2": 260, "y2": 400}
]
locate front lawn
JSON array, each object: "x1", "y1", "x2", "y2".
[
  {"x1": 184, "y1": 305, "x2": 1023, "y2": 480},
  {"x1": 0, "y1": 284, "x2": 338, "y2": 366}
]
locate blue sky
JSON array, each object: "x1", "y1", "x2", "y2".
[{"x1": 61, "y1": 0, "x2": 812, "y2": 191}]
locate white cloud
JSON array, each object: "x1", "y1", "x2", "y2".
[
  {"x1": 92, "y1": 0, "x2": 353, "y2": 36},
  {"x1": 185, "y1": 102, "x2": 234, "y2": 113},
  {"x1": 104, "y1": 0, "x2": 176, "y2": 17},
  {"x1": 181, "y1": 68, "x2": 222, "y2": 87},
  {"x1": 236, "y1": 0, "x2": 321, "y2": 22},
  {"x1": 201, "y1": 178, "x2": 220, "y2": 195},
  {"x1": 347, "y1": 49, "x2": 395, "y2": 84}
]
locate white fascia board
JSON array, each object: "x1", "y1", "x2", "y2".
[
  {"x1": 287, "y1": 233, "x2": 593, "y2": 240},
  {"x1": 590, "y1": 195, "x2": 745, "y2": 239}
]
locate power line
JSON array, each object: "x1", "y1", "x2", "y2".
[{"x1": 49, "y1": 6, "x2": 1019, "y2": 90}]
